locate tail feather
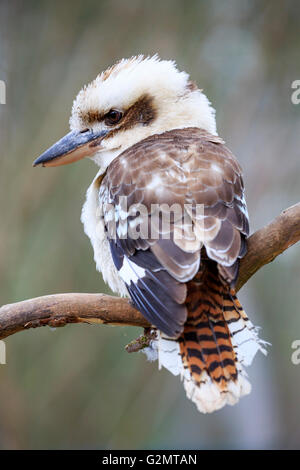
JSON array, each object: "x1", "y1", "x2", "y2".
[
  {"x1": 225, "y1": 291, "x2": 268, "y2": 367},
  {"x1": 143, "y1": 261, "x2": 267, "y2": 414},
  {"x1": 179, "y1": 265, "x2": 238, "y2": 390}
]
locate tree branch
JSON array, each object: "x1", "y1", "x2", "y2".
[
  {"x1": 0, "y1": 202, "x2": 299, "y2": 341},
  {"x1": 236, "y1": 202, "x2": 300, "y2": 290}
]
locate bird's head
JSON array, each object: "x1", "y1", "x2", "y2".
[{"x1": 33, "y1": 55, "x2": 217, "y2": 172}]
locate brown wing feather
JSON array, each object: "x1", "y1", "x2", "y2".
[
  {"x1": 103, "y1": 127, "x2": 248, "y2": 284},
  {"x1": 101, "y1": 127, "x2": 249, "y2": 340}
]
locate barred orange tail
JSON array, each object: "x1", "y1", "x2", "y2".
[
  {"x1": 145, "y1": 259, "x2": 267, "y2": 413},
  {"x1": 179, "y1": 260, "x2": 241, "y2": 389},
  {"x1": 176, "y1": 259, "x2": 267, "y2": 413}
]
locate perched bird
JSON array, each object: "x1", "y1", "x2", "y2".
[{"x1": 34, "y1": 55, "x2": 267, "y2": 413}]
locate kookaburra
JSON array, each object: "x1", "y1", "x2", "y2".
[{"x1": 34, "y1": 55, "x2": 267, "y2": 413}]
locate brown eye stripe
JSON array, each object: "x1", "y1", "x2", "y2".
[
  {"x1": 107, "y1": 94, "x2": 156, "y2": 138},
  {"x1": 82, "y1": 110, "x2": 103, "y2": 124},
  {"x1": 79, "y1": 94, "x2": 156, "y2": 130}
]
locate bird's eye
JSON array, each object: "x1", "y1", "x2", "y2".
[
  {"x1": 104, "y1": 109, "x2": 123, "y2": 126},
  {"x1": 80, "y1": 128, "x2": 89, "y2": 134}
]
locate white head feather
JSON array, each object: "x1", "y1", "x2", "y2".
[{"x1": 70, "y1": 55, "x2": 217, "y2": 172}]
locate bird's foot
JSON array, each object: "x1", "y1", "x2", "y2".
[{"x1": 125, "y1": 328, "x2": 157, "y2": 353}]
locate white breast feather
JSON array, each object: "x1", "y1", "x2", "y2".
[{"x1": 81, "y1": 172, "x2": 128, "y2": 297}]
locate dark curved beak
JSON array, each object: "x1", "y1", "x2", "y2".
[{"x1": 33, "y1": 129, "x2": 108, "y2": 167}]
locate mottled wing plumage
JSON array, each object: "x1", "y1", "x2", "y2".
[{"x1": 99, "y1": 127, "x2": 249, "y2": 339}]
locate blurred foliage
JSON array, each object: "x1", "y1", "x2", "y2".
[{"x1": 0, "y1": 0, "x2": 300, "y2": 449}]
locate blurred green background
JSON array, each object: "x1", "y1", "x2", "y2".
[{"x1": 0, "y1": 0, "x2": 300, "y2": 449}]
